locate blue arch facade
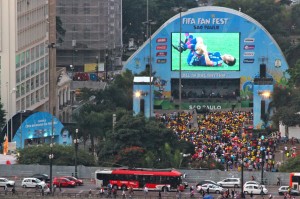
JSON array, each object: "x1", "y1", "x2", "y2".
[
  {"x1": 124, "y1": 6, "x2": 288, "y2": 129},
  {"x1": 13, "y1": 112, "x2": 72, "y2": 148}
]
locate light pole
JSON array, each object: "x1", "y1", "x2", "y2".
[
  {"x1": 241, "y1": 152, "x2": 245, "y2": 199},
  {"x1": 10, "y1": 88, "x2": 16, "y2": 142},
  {"x1": 96, "y1": 56, "x2": 99, "y2": 81},
  {"x1": 260, "y1": 152, "x2": 265, "y2": 185},
  {"x1": 70, "y1": 65, "x2": 74, "y2": 80},
  {"x1": 49, "y1": 115, "x2": 54, "y2": 193},
  {"x1": 143, "y1": 20, "x2": 156, "y2": 118},
  {"x1": 176, "y1": 7, "x2": 186, "y2": 111},
  {"x1": 19, "y1": 110, "x2": 26, "y2": 148},
  {"x1": 74, "y1": 129, "x2": 79, "y2": 178}
]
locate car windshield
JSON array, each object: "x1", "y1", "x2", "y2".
[
  {"x1": 3, "y1": 179, "x2": 8, "y2": 182},
  {"x1": 36, "y1": 179, "x2": 42, "y2": 183}
]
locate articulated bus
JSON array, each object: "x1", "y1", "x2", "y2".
[
  {"x1": 290, "y1": 173, "x2": 300, "y2": 190},
  {"x1": 95, "y1": 168, "x2": 184, "y2": 191}
]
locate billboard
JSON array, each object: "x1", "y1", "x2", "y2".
[{"x1": 171, "y1": 33, "x2": 240, "y2": 71}]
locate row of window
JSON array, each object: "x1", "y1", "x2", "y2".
[
  {"x1": 16, "y1": 70, "x2": 49, "y2": 99},
  {"x1": 16, "y1": 57, "x2": 48, "y2": 83},
  {"x1": 16, "y1": 43, "x2": 48, "y2": 68},
  {"x1": 17, "y1": 5, "x2": 48, "y2": 31},
  {"x1": 16, "y1": 85, "x2": 49, "y2": 112},
  {"x1": 18, "y1": 21, "x2": 47, "y2": 50},
  {"x1": 96, "y1": 174, "x2": 181, "y2": 185}
]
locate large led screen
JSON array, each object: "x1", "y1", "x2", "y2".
[{"x1": 171, "y1": 33, "x2": 240, "y2": 71}]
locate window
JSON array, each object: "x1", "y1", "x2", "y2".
[
  {"x1": 26, "y1": 50, "x2": 30, "y2": 64},
  {"x1": 40, "y1": 72, "x2": 44, "y2": 85},
  {"x1": 40, "y1": 58, "x2": 45, "y2": 70},
  {"x1": 26, "y1": 95, "x2": 30, "y2": 107},
  {"x1": 26, "y1": 80, "x2": 30, "y2": 93},
  {"x1": 16, "y1": 54, "x2": 20, "y2": 68},
  {"x1": 31, "y1": 47, "x2": 35, "y2": 61},
  {"x1": 35, "y1": 45, "x2": 40, "y2": 58},
  {"x1": 21, "y1": 52, "x2": 25, "y2": 66},
  {"x1": 26, "y1": 65, "x2": 30, "y2": 78},
  {"x1": 40, "y1": 43, "x2": 44, "y2": 56},
  {"x1": 72, "y1": 4, "x2": 78, "y2": 14},
  {"x1": 16, "y1": 70, "x2": 21, "y2": 83},
  {"x1": 31, "y1": 63, "x2": 35, "y2": 75},
  {"x1": 83, "y1": 3, "x2": 90, "y2": 14},
  {"x1": 36, "y1": 75, "x2": 39, "y2": 87},
  {"x1": 35, "y1": 61, "x2": 40, "y2": 73},
  {"x1": 31, "y1": 78, "x2": 35, "y2": 90}
]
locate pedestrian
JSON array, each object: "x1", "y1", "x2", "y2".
[
  {"x1": 122, "y1": 188, "x2": 126, "y2": 199},
  {"x1": 277, "y1": 177, "x2": 281, "y2": 186},
  {"x1": 59, "y1": 182, "x2": 62, "y2": 192},
  {"x1": 268, "y1": 194, "x2": 272, "y2": 199},
  {"x1": 42, "y1": 187, "x2": 45, "y2": 196},
  {"x1": 4, "y1": 184, "x2": 7, "y2": 195},
  {"x1": 112, "y1": 188, "x2": 117, "y2": 199},
  {"x1": 128, "y1": 186, "x2": 134, "y2": 198},
  {"x1": 144, "y1": 185, "x2": 148, "y2": 196},
  {"x1": 250, "y1": 191, "x2": 253, "y2": 199},
  {"x1": 231, "y1": 189, "x2": 234, "y2": 198},
  {"x1": 207, "y1": 187, "x2": 210, "y2": 194},
  {"x1": 251, "y1": 175, "x2": 255, "y2": 181},
  {"x1": 89, "y1": 189, "x2": 92, "y2": 198},
  {"x1": 12, "y1": 186, "x2": 16, "y2": 195},
  {"x1": 260, "y1": 186, "x2": 264, "y2": 198}
]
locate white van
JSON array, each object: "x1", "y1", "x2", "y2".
[{"x1": 21, "y1": 177, "x2": 46, "y2": 188}]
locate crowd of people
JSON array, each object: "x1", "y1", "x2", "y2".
[{"x1": 156, "y1": 110, "x2": 288, "y2": 171}]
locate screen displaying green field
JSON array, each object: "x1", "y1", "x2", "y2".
[{"x1": 171, "y1": 33, "x2": 240, "y2": 71}]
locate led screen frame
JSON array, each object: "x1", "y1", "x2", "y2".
[{"x1": 171, "y1": 33, "x2": 240, "y2": 71}]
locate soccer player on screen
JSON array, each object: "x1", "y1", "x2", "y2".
[{"x1": 173, "y1": 33, "x2": 236, "y2": 67}]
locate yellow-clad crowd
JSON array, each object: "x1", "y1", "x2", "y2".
[{"x1": 156, "y1": 111, "x2": 281, "y2": 171}]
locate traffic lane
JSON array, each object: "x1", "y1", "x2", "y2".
[{"x1": 9, "y1": 181, "x2": 291, "y2": 198}]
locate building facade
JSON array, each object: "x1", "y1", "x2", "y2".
[
  {"x1": 0, "y1": 0, "x2": 53, "y2": 141},
  {"x1": 56, "y1": 0, "x2": 123, "y2": 74}
]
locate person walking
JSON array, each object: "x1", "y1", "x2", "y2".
[
  {"x1": 143, "y1": 185, "x2": 148, "y2": 197},
  {"x1": 250, "y1": 191, "x2": 253, "y2": 199},
  {"x1": 277, "y1": 177, "x2": 281, "y2": 186}
]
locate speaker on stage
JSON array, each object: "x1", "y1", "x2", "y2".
[{"x1": 260, "y1": 64, "x2": 266, "y2": 78}]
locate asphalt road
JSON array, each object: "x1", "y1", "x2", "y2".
[{"x1": 0, "y1": 179, "x2": 293, "y2": 199}]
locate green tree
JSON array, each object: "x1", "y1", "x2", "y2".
[
  {"x1": 0, "y1": 102, "x2": 7, "y2": 143},
  {"x1": 97, "y1": 113, "x2": 194, "y2": 168},
  {"x1": 17, "y1": 144, "x2": 95, "y2": 166}
]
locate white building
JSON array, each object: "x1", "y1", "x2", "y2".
[{"x1": 0, "y1": 0, "x2": 51, "y2": 131}]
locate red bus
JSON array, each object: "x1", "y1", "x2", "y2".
[
  {"x1": 290, "y1": 173, "x2": 300, "y2": 190},
  {"x1": 95, "y1": 168, "x2": 184, "y2": 191}
]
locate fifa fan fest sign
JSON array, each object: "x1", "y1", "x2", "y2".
[{"x1": 125, "y1": 6, "x2": 288, "y2": 128}]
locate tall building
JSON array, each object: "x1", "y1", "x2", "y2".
[
  {"x1": 56, "y1": 0, "x2": 123, "y2": 74},
  {"x1": 0, "y1": 0, "x2": 52, "y2": 128}
]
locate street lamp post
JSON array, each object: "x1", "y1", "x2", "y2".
[
  {"x1": 10, "y1": 88, "x2": 16, "y2": 142},
  {"x1": 175, "y1": 7, "x2": 186, "y2": 111},
  {"x1": 74, "y1": 129, "x2": 79, "y2": 178},
  {"x1": 49, "y1": 115, "x2": 54, "y2": 193},
  {"x1": 260, "y1": 154, "x2": 265, "y2": 185}
]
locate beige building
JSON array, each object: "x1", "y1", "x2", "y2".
[{"x1": 0, "y1": 0, "x2": 67, "y2": 141}]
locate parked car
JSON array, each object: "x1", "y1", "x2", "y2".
[
  {"x1": 31, "y1": 174, "x2": 50, "y2": 183},
  {"x1": 0, "y1": 178, "x2": 15, "y2": 187},
  {"x1": 21, "y1": 177, "x2": 46, "y2": 188},
  {"x1": 62, "y1": 176, "x2": 83, "y2": 186},
  {"x1": 244, "y1": 181, "x2": 265, "y2": 188},
  {"x1": 243, "y1": 184, "x2": 268, "y2": 195},
  {"x1": 197, "y1": 183, "x2": 225, "y2": 194},
  {"x1": 278, "y1": 186, "x2": 300, "y2": 196},
  {"x1": 196, "y1": 180, "x2": 218, "y2": 187},
  {"x1": 217, "y1": 178, "x2": 241, "y2": 188},
  {"x1": 53, "y1": 177, "x2": 76, "y2": 188}
]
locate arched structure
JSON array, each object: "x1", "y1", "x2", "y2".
[{"x1": 124, "y1": 6, "x2": 288, "y2": 129}]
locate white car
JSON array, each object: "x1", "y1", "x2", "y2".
[
  {"x1": 0, "y1": 178, "x2": 15, "y2": 187},
  {"x1": 197, "y1": 183, "x2": 225, "y2": 194},
  {"x1": 243, "y1": 184, "x2": 268, "y2": 195},
  {"x1": 21, "y1": 177, "x2": 46, "y2": 188},
  {"x1": 217, "y1": 178, "x2": 241, "y2": 188},
  {"x1": 244, "y1": 181, "x2": 265, "y2": 188}
]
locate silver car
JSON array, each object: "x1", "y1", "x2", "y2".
[{"x1": 0, "y1": 178, "x2": 15, "y2": 187}]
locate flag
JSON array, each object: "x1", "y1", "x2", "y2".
[{"x1": 3, "y1": 134, "x2": 8, "y2": 155}]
